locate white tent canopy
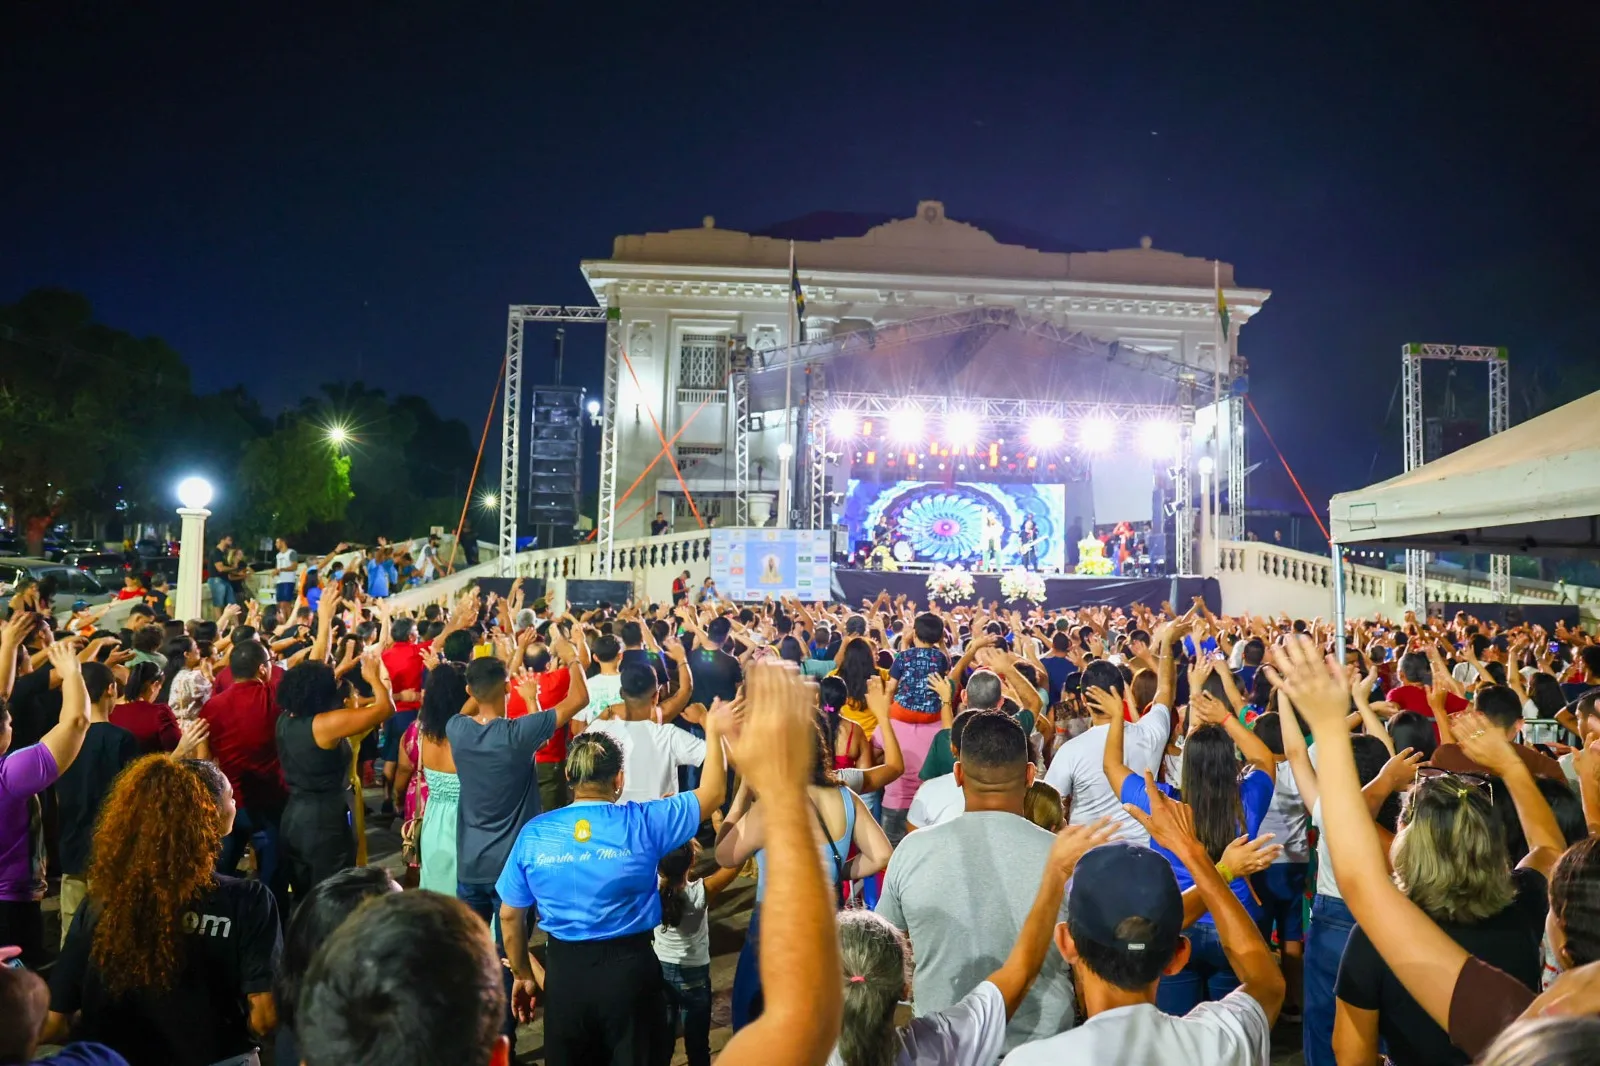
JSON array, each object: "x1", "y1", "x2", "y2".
[{"x1": 1329, "y1": 389, "x2": 1600, "y2": 558}]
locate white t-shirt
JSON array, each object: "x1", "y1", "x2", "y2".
[
  {"x1": 653, "y1": 879, "x2": 710, "y2": 967},
  {"x1": 1042, "y1": 705, "x2": 1172, "y2": 844},
  {"x1": 1258, "y1": 761, "x2": 1310, "y2": 864},
  {"x1": 1001, "y1": 990, "x2": 1271, "y2": 1066},
  {"x1": 585, "y1": 717, "x2": 707, "y2": 805},
  {"x1": 828, "y1": 980, "x2": 1007, "y2": 1066},
  {"x1": 578, "y1": 671, "x2": 624, "y2": 723},
  {"x1": 1311, "y1": 798, "x2": 1339, "y2": 899},
  {"x1": 907, "y1": 773, "x2": 965, "y2": 830},
  {"x1": 275, "y1": 548, "x2": 298, "y2": 578}
]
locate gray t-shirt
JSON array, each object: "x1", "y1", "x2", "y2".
[
  {"x1": 447, "y1": 711, "x2": 556, "y2": 884},
  {"x1": 876, "y1": 810, "x2": 1076, "y2": 1052}
]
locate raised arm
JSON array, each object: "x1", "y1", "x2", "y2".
[
  {"x1": 544, "y1": 634, "x2": 590, "y2": 730},
  {"x1": 1453, "y1": 710, "x2": 1567, "y2": 878},
  {"x1": 310, "y1": 650, "x2": 396, "y2": 749},
  {"x1": 1277, "y1": 690, "x2": 1320, "y2": 814},
  {"x1": 1096, "y1": 685, "x2": 1136, "y2": 798},
  {"x1": 40, "y1": 643, "x2": 91, "y2": 774},
  {"x1": 0, "y1": 611, "x2": 32, "y2": 703},
  {"x1": 309, "y1": 591, "x2": 342, "y2": 665},
  {"x1": 717, "y1": 664, "x2": 842, "y2": 1066},
  {"x1": 655, "y1": 640, "x2": 693, "y2": 721},
  {"x1": 1270, "y1": 637, "x2": 1472, "y2": 1035},
  {"x1": 691, "y1": 705, "x2": 730, "y2": 821},
  {"x1": 856, "y1": 675, "x2": 905, "y2": 794}
]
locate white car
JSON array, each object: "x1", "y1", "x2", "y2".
[{"x1": 0, "y1": 558, "x2": 115, "y2": 615}]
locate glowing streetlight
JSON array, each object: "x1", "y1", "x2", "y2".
[
  {"x1": 174, "y1": 477, "x2": 214, "y2": 619},
  {"x1": 480, "y1": 492, "x2": 500, "y2": 511},
  {"x1": 585, "y1": 399, "x2": 601, "y2": 417},
  {"x1": 325, "y1": 424, "x2": 351, "y2": 447}
]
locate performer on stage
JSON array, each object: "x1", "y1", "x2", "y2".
[
  {"x1": 981, "y1": 510, "x2": 1004, "y2": 571},
  {"x1": 1017, "y1": 515, "x2": 1040, "y2": 571}
]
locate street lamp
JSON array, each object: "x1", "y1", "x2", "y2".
[
  {"x1": 325, "y1": 424, "x2": 350, "y2": 448},
  {"x1": 480, "y1": 492, "x2": 499, "y2": 511},
  {"x1": 174, "y1": 477, "x2": 214, "y2": 620}
]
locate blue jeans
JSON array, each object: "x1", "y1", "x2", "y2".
[
  {"x1": 207, "y1": 577, "x2": 233, "y2": 608},
  {"x1": 661, "y1": 961, "x2": 712, "y2": 1066},
  {"x1": 1304, "y1": 893, "x2": 1356, "y2": 1066},
  {"x1": 458, "y1": 881, "x2": 516, "y2": 1044},
  {"x1": 218, "y1": 805, "x2": 286, "y2": 919},
  {"x1": 1156, "y1": 920, "x2": 1240, "y2": 1014},
  {"x1": 731, "y1": 903, "x2": 763, "y2": 1031}
]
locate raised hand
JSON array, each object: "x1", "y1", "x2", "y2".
[
  {"x1": 1084, "y1": 685, "x2": 1123, "y2": 721},
  {"x1": 1377, "y1": 747, "x2": 1425, "y2": 793},
  {"x1": 1219, "y1": 831, "x2": 1283, "y2": 878},
  {"x1": 730, "y1": 663, "x2": 818, "y2": 796},
  {"x1": 1121, "y1": 772, "x2": 1200, "y2": 856},
  {"x1": 1453, "y1": 710, "x2": 1521, "y2": 776},
  {"x1": 1267, "y1": 635, "x2": 1350, "y2": 734},
  {"x1": 1045, "y1": 816, "x2": 1118, "y2": 879},
  {"x1": 173, "y1": 718, "x2": 211, "y2": 759}
]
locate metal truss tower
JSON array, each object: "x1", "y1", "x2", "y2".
[
  {"x1": 805, "y1": 364, "x2": 829, "y2": 530},
  {"x1": 1175, "y1": 376, "x2": 1197, "y2": 575},
  {"x1": 1225, "y1": 358, "x2": 1247, "y2": 544},
  {"x1": 1400, "y1": 343, "x2": 1511, "y2": 610},
  {"x1": 498, "y1": 303, "x2": 610, "y2": 575}
]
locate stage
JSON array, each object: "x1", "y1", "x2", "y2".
[{"x1": 832, "y1": 567, "x2": 1221, "y2": 613}]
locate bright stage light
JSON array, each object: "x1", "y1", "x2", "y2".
[
  {"x1": 480, "y1": 492, "x2": 500, "y2": 510},
  {"x1": 1027, "y1": 417, "x2": 1064, "y2": 447},
  {"x1": 1198, "y1": 456, "x2": 1215, "y2": 475},
  {"x1": 945, "y1": 420, "x2": 978, "y2": 449},
  {"x1": 175, "y1": 477, "x2": 214, "y2": 510},
  {"x1": 890, "y1": 409, "x2": 924, "y2": 442},
  {"x1": 1079, "y1": 416, "x2": 1116, "y2": 450},
  {"x1": 586, "y1": 399, "x2": 601, "y2": 417},
  {"x1": 1139, "y1": 420, "x2": 1179, "y2": 459},
  {"x1": 325, "y1": 424, "x2": 350, "y2": 447},
  {"x1": 829, "y1": 410, "x2": 857, "y2": 437},
  {"x1": 777, "y1": 440, "x2": 795, "y2": 460}
]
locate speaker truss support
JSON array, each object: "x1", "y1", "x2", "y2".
[
  {"x1": 497, "y1": 310, "x2": 525, "y2": 575},
  {"x1": 597, "y1": 306, "x2": 623, "y2": 576}
]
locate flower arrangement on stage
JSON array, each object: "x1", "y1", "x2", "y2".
[
  {"x1": 925, "y1": 565, "x2": 976, "y2": 605},
  {"x1": 999, "y1": 568, "x2": 1046, "y2": 603},
  {"x1": 1075, "y1": 537, "x2": 1115, "y2": 576}
]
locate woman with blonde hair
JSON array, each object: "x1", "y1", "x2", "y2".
[
  {"x1": 1023, "y1": 781, "x2": 1063, "y2": 832},
  {"x1": 1333, "y1": 769, "x2": 1548, "y2": 1066},
  {"x1": 43, "y1": 754, "x2": 282, "y2": 1065}
]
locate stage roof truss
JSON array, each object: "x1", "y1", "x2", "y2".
[{"x1": 825, "y1": 391, "x2": 1178, "y2": 425}]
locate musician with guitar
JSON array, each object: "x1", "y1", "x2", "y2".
[{"x1": 1018, "y1": 515, "x2": 1041, "y2": 571}]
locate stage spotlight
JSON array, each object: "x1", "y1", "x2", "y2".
[
  {"x1": 829, "y1": 410, "x2": 857, "y2": 437},
  {"x1": 1027, "y1": 417, "x2": 1064, "y2": 447},
  {"x1": 1198, "y1": 456, "x2": 1215, "y2": 475},
  {"x1": 1140, "y1": 420, "x2": 1179, "y2": 459},
  {"x1": 890, "y1": 409, "x2": 924, "y2": 442},
  {"x1": 1079, "y1": 416, "x2": 1116, "y2": 450}
]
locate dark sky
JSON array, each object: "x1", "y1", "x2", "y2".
[{"x1": 6, "y1": 2, "x2": 1597, "y2": 522}]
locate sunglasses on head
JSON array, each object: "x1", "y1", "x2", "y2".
[{"x1": 1415, "y1": 766, "x2": 1494, "y2": 802}]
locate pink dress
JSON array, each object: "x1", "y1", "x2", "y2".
[{"x1": 402, "y1": 719, "x2": 428, "y2": 821}]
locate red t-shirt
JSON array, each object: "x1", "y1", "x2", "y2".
[
  {"x1": 1386, "y1": 683, "x2": 1468, "y2": 717},
  {"x1": 382, "y1": 641, "x2": 426, "y2": 711},
  {"x1": 507, "y1": 667, "x2": 573, "y2": 764},
  {"x1": 110, "y1": 700, "x2": 182, "y2": 754},
  {"x1": 198, "y1": 680, "x2": 288, "y2": 811}
]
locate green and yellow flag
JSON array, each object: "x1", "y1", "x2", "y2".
[{"x1": 1215, "y1": 264, "x2": 1230, "y2": 343}]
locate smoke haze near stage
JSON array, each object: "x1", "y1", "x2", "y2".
[{"x1": 842, "y1": 480, "x2": 1065, "y2": 570}]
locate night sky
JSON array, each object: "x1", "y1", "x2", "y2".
[{"x1": 6, "y1": 3, "x2": 1597, "y2": 529}]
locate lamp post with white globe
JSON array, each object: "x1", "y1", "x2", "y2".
[{"x1": 174, "y1": 477, "x2": 214, "y2": 620}]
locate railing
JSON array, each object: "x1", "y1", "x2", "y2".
[{"x1": 1213, "y1": 540, "x2": 1600, "y2": 622}]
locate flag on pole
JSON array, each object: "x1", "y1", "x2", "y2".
[
  {"x1": 1214, "y1": 260, "x2": 1230, "y2": 343},
  {"x1": 789, "y1": 242, "x2": 805, "y2": 321}
]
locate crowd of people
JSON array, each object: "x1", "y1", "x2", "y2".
[{"x1": 3, "y1": 568, "x2": 1600, "y2": 1065}]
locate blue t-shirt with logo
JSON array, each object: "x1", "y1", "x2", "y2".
[
  {"x1": 889, "y1": 647, "x2": 950, "y2": 716},
  {"x1": 496, "y1": 793, "x2": 701, "y2": 942}
]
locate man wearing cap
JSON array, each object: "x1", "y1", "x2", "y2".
[{"x1": 1001, "y1": 783, "x2": 1283, "y2": 1064}]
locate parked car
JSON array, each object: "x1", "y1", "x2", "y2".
[
  {"x1": 54, "y1": 551, "x2": 130, "y2": 586},
  {"x1": 0, "y1": 537, "x2": 20, "y2": 558},
  {"x1": 0, "y1": 558, "x2": 114, "y2": 614}
]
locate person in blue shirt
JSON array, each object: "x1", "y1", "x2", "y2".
[
  {"x1": 1102, "y1": 678, "x2": 1277, "y2": 1017},
  {"x1": 498, "y1": 699, "x2": 732, "y2": 1066}
]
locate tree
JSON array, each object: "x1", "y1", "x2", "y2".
[{"x1": 233, "y1": 419, "x2": 354, "y2": 539}]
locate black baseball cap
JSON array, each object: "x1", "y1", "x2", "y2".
[{"x1": 1068, "y1": 842, "x2": 1184, "y2": 955}]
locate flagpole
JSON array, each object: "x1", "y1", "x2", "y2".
[{"x1": 778, "y1": 240, "x2": 796, "y2": 529}]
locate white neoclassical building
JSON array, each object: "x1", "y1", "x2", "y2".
[{"x1": 579, "y1": 200, "x2": 1269, "y2": 548}]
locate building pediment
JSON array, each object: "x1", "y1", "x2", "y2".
[{"x1": 590, "y1": 200, "x2": 1255, "y2": 295}]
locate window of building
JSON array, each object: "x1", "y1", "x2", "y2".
[{"x1": 678, "y1": 332, "x2": 727, "y2": 390}]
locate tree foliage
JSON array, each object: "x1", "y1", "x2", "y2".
[{"x1": 0, "y1": 289, "x2": 478, "y2": 551}]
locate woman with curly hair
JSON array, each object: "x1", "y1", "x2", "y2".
[{"x1": 42, "y1": 754, "x2": 282, "y2": 1066}]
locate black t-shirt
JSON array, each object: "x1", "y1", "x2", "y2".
[
  {"x1": 207, "y1": 548, "x2": 230, "y2": 581},
  {"x1": 621, "y1": 647, "x2": 671, "y2": 688},
  {"x1": 687, "y1": 646, "x2": 742, "y2": 707},
  {"x1": 9, "y1": 663, "x2": 62, "y2": 750},
  {"x1": 50, "y1": 875, "x2": 281, "y2": 1066},
  {"x1": 56, "y1": 722, "x2": 138, "y2": 875},
  {"x1": 1336, "y1": 867, "x2": 1546, "y2": 1066}
]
